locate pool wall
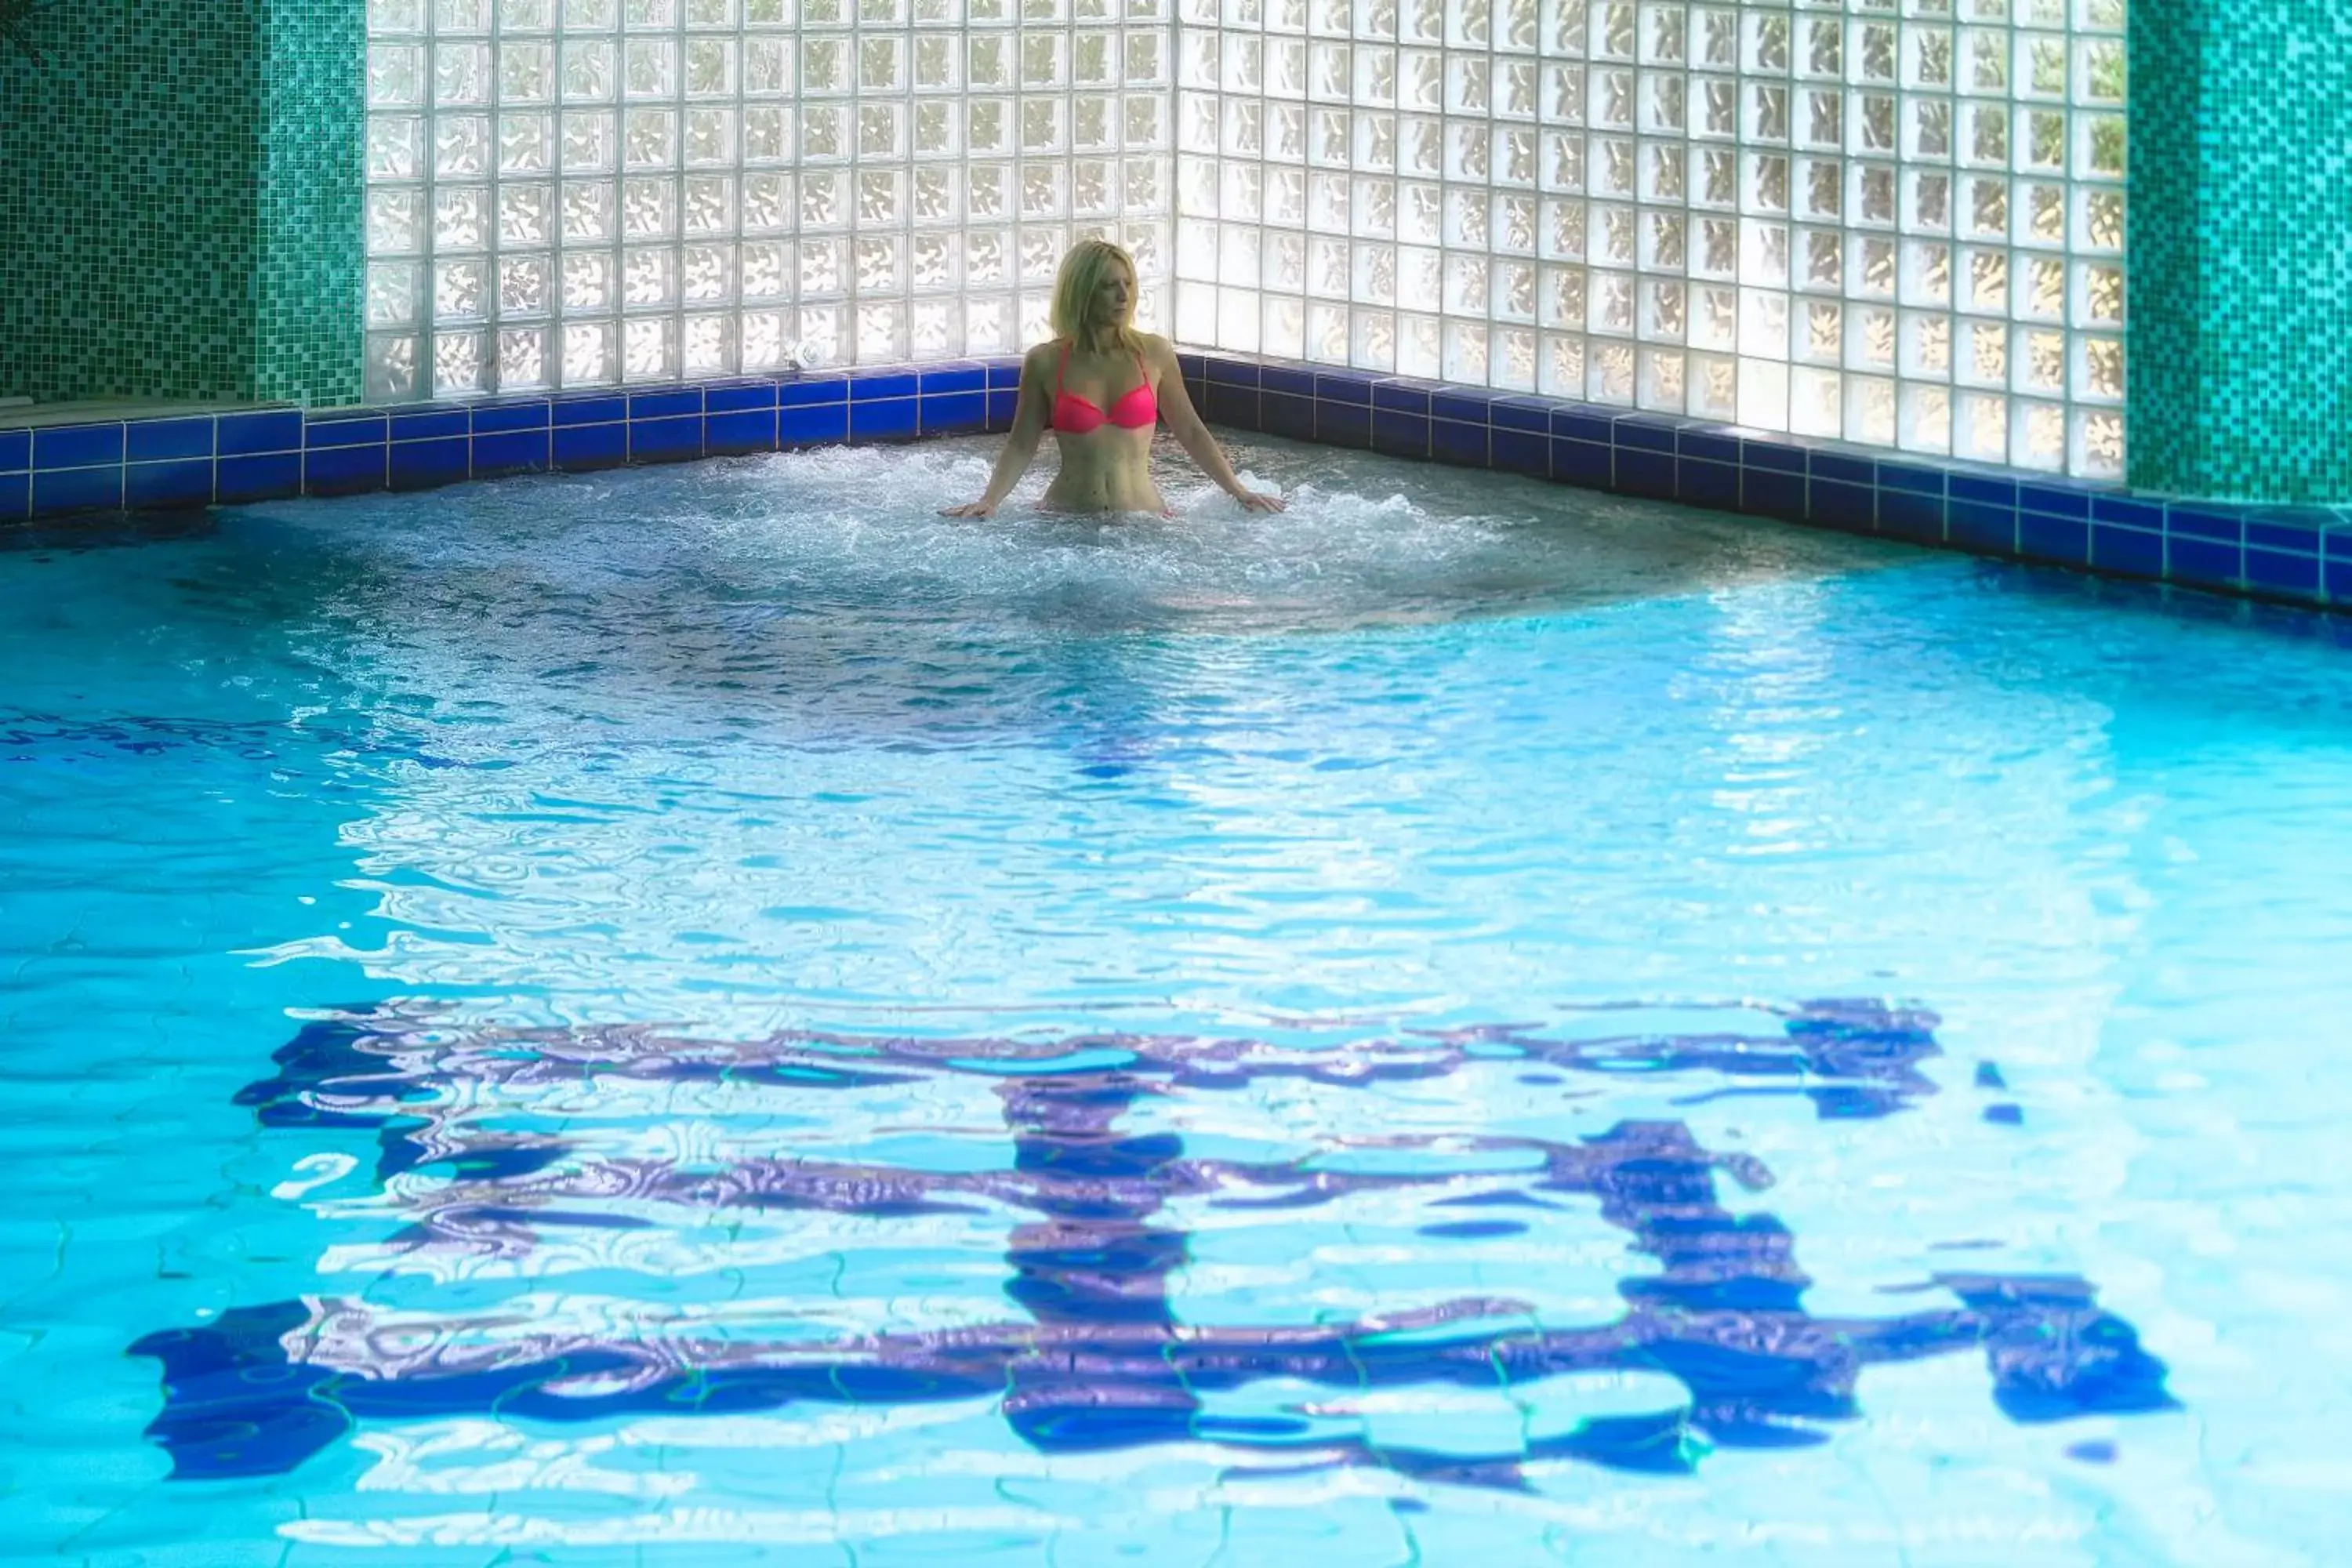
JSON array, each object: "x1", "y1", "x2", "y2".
[{"x1": 5, "y1": 355, "x2": 2347, "y2": 615}]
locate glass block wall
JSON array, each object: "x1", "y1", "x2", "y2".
[
  {"x1": 1173, "y1": 0, "x2": 2129, "y2": 477},
  {"x1": 361, "y1": 0, "x2": 1174, "y2": 400},
  {"x1": 361, "y1": 0, "x2": 2127, "y2": 481}
]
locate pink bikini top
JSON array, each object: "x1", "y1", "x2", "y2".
[{"x1": 1050, "y1": 340, "x2": 1157, "y2": 434}]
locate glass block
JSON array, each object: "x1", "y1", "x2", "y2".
[
  {"x1": 563, "y1": 320, "x2": 618, "y2": 384},
  {"x1": 742, "y1": 310, "x2": 793, "y2": 369},
  {"x1": 434, "y1": 257, "x2": 491, "y2": 321},
  {"x1": 498, "y1": 327, "x2": 551, "y2": 389},
  {"x1": 368, "y1": 260, "x2": 423, "y2": 328},
  {"x1": 503, "y1": 114, "x2": 557, "y2": 174},
  {"x1": 623, "y1": 317, "x2": 678, "y2": 379},
  {"x1": 435, "y1": 116, "x2": 492, "y2": 177},
  {"x1": 684, "y1": 314, "x2": 734, "y2": 374},
  {"x1": 368, "y1": 116, "x2": 426, "y2": 180},
  {"x1": 499, "y1": 185, "x2": 556, "y2": 246},
  {"x1": 623, "y1": 245, "x2": 679, "y2": 305},
  {"x1": 562, "y1": 179, "x2": 619, "y2": 240},
  {"x1": 434, "y1": 186, "x2": 492, "y2": 249},
  {"x1": 501, "y1": 254, "x2": 554, "y2": 314},
  {"x1": 434, "y1": 329, "x2": 489, "y2": 394},
  {"x1": 564, "y1": 251, "x2": 615, "y2": 307}
]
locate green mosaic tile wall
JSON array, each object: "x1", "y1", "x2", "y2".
[
  {"x1": 256, "y1": 1, "x2": 366, "y2": 408},
  {"x1": 0, "y1": 1, "x2": 363, "y2": 408},
  {"x1": 2131, "y1": 1, "x2": 2352, "y2": 503}
]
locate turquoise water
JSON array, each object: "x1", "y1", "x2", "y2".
[{"x1": 4, "y1": 436, "x2": 2350, "y2": 1565}]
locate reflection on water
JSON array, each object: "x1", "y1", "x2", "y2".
[{"x1": 136, "y1": 999, "x2": 2172, "y2": 1487}]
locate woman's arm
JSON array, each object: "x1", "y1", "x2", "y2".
[
  {"x1": 941, "y1": 345, "x2": 1054, "y2": 517},
  {"x1": 1146, "y1": 339, "x2": 1285, "y2": 513}
]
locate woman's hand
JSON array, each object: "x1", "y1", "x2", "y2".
[
  {"x1": 1231, "y1": 488, "x2": 1285, "y2": 514},
  {"x1": 939, "y1": 499, "x2": 998, "y2": 518}
]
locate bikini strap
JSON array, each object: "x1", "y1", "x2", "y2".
[{"x1": 1056, "y1": 338, "x2": 1073, "y2": 399}]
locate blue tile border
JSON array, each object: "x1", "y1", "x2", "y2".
[{"x1": 9, "y1": 354, "x2": 2352, "y2": 617}]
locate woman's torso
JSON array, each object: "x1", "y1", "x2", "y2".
[{"x1": 1043, "y1": 339, "x2": 1163, "y2": 513}]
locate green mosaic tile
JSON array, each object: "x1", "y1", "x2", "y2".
[
  {"x1": 2131, "y1": 0, "x2": 2352, "y2": 503},
  {"x1": 0, "y1": 1, "x2": 362, "y2": 408}
]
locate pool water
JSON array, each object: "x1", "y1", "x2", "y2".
[{"x1": 4, "y1": 436, "x2": 2350, "y2": 1565}]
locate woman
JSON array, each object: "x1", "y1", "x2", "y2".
[{"x1": 942, "y1": 240, "x2": 1284, "y2": 518}]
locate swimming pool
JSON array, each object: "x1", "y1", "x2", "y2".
[{"x1": 4, "y1": 434, "x2": 2348, "y2": 1564}]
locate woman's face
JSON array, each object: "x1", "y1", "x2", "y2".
[{"x1": 1090, "y1": 261, "x2": 1134, "y2": 328}]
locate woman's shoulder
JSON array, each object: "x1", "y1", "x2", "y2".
[{"x1": 1132, "y1": 332, "x2": 1178, "y2": 364}]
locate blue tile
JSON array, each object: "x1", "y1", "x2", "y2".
[
  {"x1": 1743, "y1": 466, "x2": 1806, "y2": 521},
  {"x1": 1371, "y1": 408, "x2": 1428, "y2": 459},
  {"x1": 2091, "y1": 493, "x2": 2163, "y2": 529},
  {"x1": 2247, "y1": 546, "x2": 2321, "y2": 598},
  {"x1": 1614, "y1": 448, "x2": 1675, "y2": 499},
  {"x1": 2091, "y1": 524, "x2": 2164, "y2": 578},
  {"x1": 2019, "y1": 513, "x2": 2089, "y2": 566},
  {"x1": 1492, "y1": 427, "x2": 1548, "y2": 477},
  {"x1": 2016, "y1": 481, "x2": 2092, "y2": 519},
  {"x1": 848, "y1": 370, "x2": 919, "y2": 401},
  {"x1": 1205, "y1": 358, "x2": 1260, "y2": 387},
  {"x1": 1490, "y1": 397, "x2": 1554, "y2": 433},
  {"x1": 2324, "y1": 526, "x2": 2352, "y2": 561},
  {"x1": 1949, "y1": 474, "x2": 2017, "y2": 507},
  {"x1": 1553, "y1": 408, "x2": 1613, "y2": 445},
  {"x1": 1675, "y1": 458, "x2": 1738, "y2": 510},
  {"x1": 471, "y1": 398, "x2": 553, "y2": 433},
  {"x1": 630, "y1": 388, "x2": 704, "y2": 420},
  {"x1": 553, "y1": 394, "x2": 628, "y2": 426},
  {"x1": 34, "y1": 422, "x2": 125, "y2": 470},
  {"x1": 1878, "y1": 489, "x2": 1946, "y2": 544},
  {"x1": 2326, "y1": 558, "x2": 2352, "y2": 603},
  {"x1": 1202, "y1": 384, "x2": 1258, "y2": 429},
  {"x1": 0, "y1": 429, "x2": 27, "y2": 472},
  {"x1": 1174, "y1": 352, "x2": 1207, "y2": 383},
  {"x1": 0, "y1": 471, "x2": 26, "y2": 522},
  {"x1": 1258, "y1": 365, "x2": 1316, "y2": 397},
  {"x1": 1315, "y1": 401, "x2": 1370, "y2": 449},
  {"x1": 918, "y1": 363, "x2": 986, "y2": 394},
  {"x1": 1676, "y1": 428, "x2": 1739, "y2": 463},
  {"x1": 1612, "y1": 418, "x2": 1679, "y2": 454},
  {"x1": 387, "y1": 408, "x2": 468, "y2": 443},
  {"x1": 989, "y1": 360, "x2": 1029, "y2": 390},
  {"x1": 1809, "y1": 479, "x2": 1875, "y2": 532},
  {"x1": 125, "y1": 417, "x2": 215, "y2": 463},
  {"x1": 216, "y1": 451, "x2": 303, "y2": 504},
  {"x1": 706, "y1": 409, "x2": 779, "y2": 452},
  {"x1": 2167, "y1": 535, "x2": 2241, "y2": 590},
  {"x1": 630, "y1": 414, "x2": 704, "y2": 461},
  {"x1": 2167, "y1": 505, "x2": 2245, "y2": 543},
  {"x1": 390, "y1": 437, "x2": 470, "y2": 490},
  {"x1": 779, "y1": 375, "x2": 848, "y2": 407},
  {"x1": 32, "y1": 464, "x2": 122, "y2": 514},
  {"x1": 1431, "y1": 390, "x2": 1492, "y2": 425},
  {"x1": 1947, "y1": 500, "x2": 2017, "y2": 554},
  {"x1": 1312, "y1": 372, "x2": 1373, "y2": 405},
  {"x1": 919, "y1": 392, "x2": 985, "y2": 435},
  {"x1": 701, "y1": 380, "x2": 779, "y2": 413},
  {"x1": 2248, "y1": 514, "x2": 2326, "y2": 553},
  {"x1": 1552, "y1": 437, "x2": 1610, "y2": 488},
  {"x1": 1261, "y1": 390, "x2": 1316, "y2": 441},
  {"x1": 1432, "y1": 418, "x2": 1488, "y2": 466},
  {"x1": 305, "y1": 413, "x2": 387, "y2": 449},
  {"x1": 983, "y1": 390, "x2": 1017, "y2": 431},
  {"x1": 781, "y1": 401, "x2": 850, "y2": 445},
  {"x1": 303, "y1": 444, "x2": 387, "y2": 495},
  {"x1": 216, "y1": 409, "x2": 304, "y2": 456},
  {"x1": 472, "y1": 429, "x2": 550, "y2": 474},
  {"x1": 850, "y1": 397, "x2": 919, "y2": 441},
  {"x1": 1740, "y1": 437, "x2": 1806, "y2": 474},
  {"x1": 1372, "y1": 380, "x2": 1431, "y2": 416},
  {"x1": 554, "y1": 421, "x2": 629, "y2": 468},
  {"x1": 1877, "y1": 462, "x2": 1944, "y2": 497},
  {"x1": 1810, "y1": 452, "x2": 1873, "y2": 487}
]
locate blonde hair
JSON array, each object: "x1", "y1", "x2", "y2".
[{"x1": 1048, "y1": 239, "x2": 1141, "y2": 354}]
